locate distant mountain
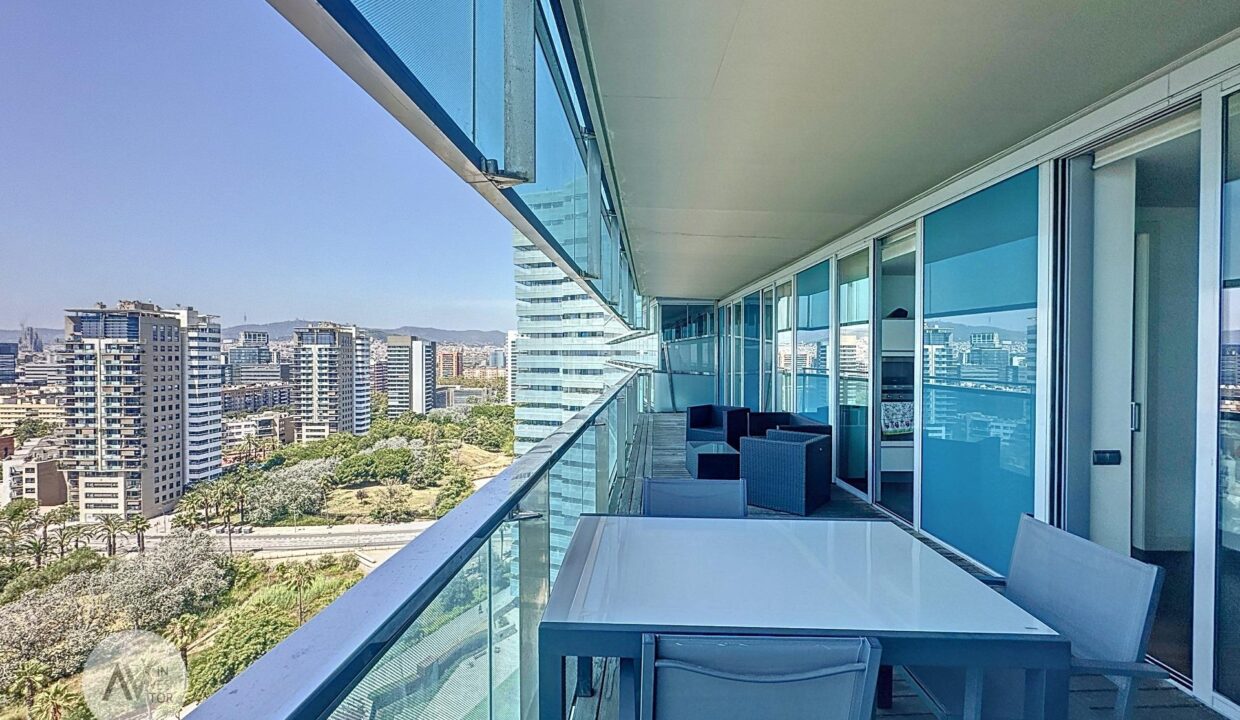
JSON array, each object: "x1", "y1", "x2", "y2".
[
  {"x1": 0, "y1": 327, "x2": 63, "y2": 344},
  {"x1": 222, "y1": 321, "x2": 508, "y2": 346}
]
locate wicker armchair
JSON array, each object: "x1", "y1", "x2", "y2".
[
  {"x1": 685, "y1": 404, "x2": 750, "y2": 449},
  {"x1": 739, "y1": 430, "x2": 832, "y2": 515}
]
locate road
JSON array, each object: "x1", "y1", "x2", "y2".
[{"x1": 111, "y1": 518, "x2": 436, "y2": 555}]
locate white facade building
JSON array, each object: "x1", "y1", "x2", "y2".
[
  {"x1": 174, "y1": 307, "x2": 222, "y2": 487},
  {"x1": 386, "y1": 335, "x2": 436, "y2": 416}
]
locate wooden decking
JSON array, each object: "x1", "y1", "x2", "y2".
[{"x1": 572, "y1": 413, "x2": 1223, "y2": 720}]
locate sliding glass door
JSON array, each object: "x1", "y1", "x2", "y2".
[
  {"x1": 837, "y1": 248, "x2": 871, "y2": 494},
  {"x1": 875, "y1": 229, "x2": 916, "y2": 522},
  {"x1": 760, "y1": 288, "x2": 774, "y2": 410},
  {"x1": 742, "y1": 293, "x2": 761, "y2": 410},
  {"x1": 774, "y1": 281, "x2": 794, "y2": 410},
  {"x1": 796, "y1": 260, "x2": 831, "y2": 422},
  {"x1": 1216, "y1": 91, "x2": 1240, "y2": 702},
  {"x1": 921, "y1": 168, "x2": 1039, "y2": 573}
]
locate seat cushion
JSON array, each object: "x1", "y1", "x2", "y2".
[
  {"x1": 905, "y1": 665, "x2": 1029, "y2": 720},
  {"x1": 686, "y1": 426, "x2": 725, "y2": 443}
]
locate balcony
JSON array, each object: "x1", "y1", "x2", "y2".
[{"x1": 190, "y1": 372, "x2": 1219, "y2": 720}]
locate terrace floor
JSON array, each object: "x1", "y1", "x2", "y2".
[{"x1": 571, "y1": 412, "x2": 1224, "y2": 720}]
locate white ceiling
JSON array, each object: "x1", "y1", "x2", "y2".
[{"x1": 569, "y1": 0, "x2": 1240, "y2": 299}]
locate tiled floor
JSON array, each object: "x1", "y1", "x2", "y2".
[{"x1": 572, "y1": 413, "x2": 1226, "y2": 720}]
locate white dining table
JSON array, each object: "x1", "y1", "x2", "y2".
[{"x1": 539, "y1": 515, "x2": 1071, "y2": 720}]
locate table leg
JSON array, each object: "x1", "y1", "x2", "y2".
[
  {"x1": 618, "y1": 658, "x2": 637, "y2": 720},
  {"x1": 962, "y1": 667, "x2": 983, "y2": 720},
  {"x1": 576, "y1": 656, "x2": 594, "y2": 697},
  {"x1": 876, "y1": 665, "x2": 893, "y2": 709},
  {"x1": 1023, "y1": 668, "x2": 1069, "y2": 720},
  {"x1": 538, "y1": 644, "x2": 565, "y2": 720},
  {"x1": 1044, "y1": 669, "x2": 1069, "y2": 720}
]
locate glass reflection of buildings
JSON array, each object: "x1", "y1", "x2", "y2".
[
  {"x1": 923, "y1": 319, "x2": 1036, "y2": 476},
  {"x1": 1219, "y1": 341, "x2": 1240, "y2": 536}
]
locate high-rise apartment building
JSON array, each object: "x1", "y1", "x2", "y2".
[
  {"x1": 0, "y1": 343, "x2": 17, "y2": 384},
  {"x1": 505, "y1": 330, "x2": 517, "y2": 405},
  {"x1": 174, "y1": 307, "x2": 222, "y2": 487},
  {"x1": 291, "y1": 323, "x2": 370, "y2": 440},
  {"x1": 436, "y1": 349, "x2": 463, "y2": 378},
  {"x1": 386, "y1": 335, "x2": 436, "y2": 416},
  {"x1": 512, "y1": 229, "x2": 629, "y2": 455},
  {"x1": 60, "y1": 301, "x2": 220, "y2": 519},
  {"x1": 228, "y1": 331, "x2": 273, "y2": 366},
  {"x1": 352, "y1": 329, "x2": 371, "y2": 434}
]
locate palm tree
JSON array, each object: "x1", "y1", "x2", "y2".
[
  {"x1": 20, "y1": 537, "x2": 48, "y2": 569},
  {"x1": 64, "y1": 523, "x2": 86, "y2": 551},
  {"x1": 281, "y1": 562, "x2": 315, "y2": 623},
  {"x1": 210, "y1": 482, "x2": 237, "y2": 555},
  {"x1": 31, "y1": 682, "x2": 80, "y2": 720},
  {"x1": 48, "y1": 526, "x2": 70, "y2": 560},
  {"x1": 95, "y1": 515, "x2": 129, "y2": 557},
  {"x1": 127, "y1": 515, "x2": 151, "y2": 552},
  {"x1": 7, "y1": 659, "x2": 49, "y2": 709},
  {"x1": 178, "y1": 490, "x2": 209, "y2": 530},
  {"x1": 0, "y1": 517, "x2": 26, "y2": 563},
  {"x1": 28, "y1": 512, "x2": 54, "y2": 544},
  {"x1": 163, "y1": 613, "x2": 202, "y2": 666}
]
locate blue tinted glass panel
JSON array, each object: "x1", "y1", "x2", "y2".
[
  {"x1": 513, "y1": 44, "x2": 589, "y2": 272},
  {"x1": 796, "y1": 260, "x2": 831, "y2": 422},
  {"x1": 924, "y1": 170, "x2": 1039, "y2": 318},
  {"x1": 351, "y1": 0, "x2": 475, "y2": 140},
  {"x1": 743, "y1": 293, "x2": 761, "y2": 411},
  {"x1": 1216, "y1": 93, "x2": 1240, "y2": 701},
  {"x1": 921, "y1": 168, "x2": 1039, "y2": 573}
]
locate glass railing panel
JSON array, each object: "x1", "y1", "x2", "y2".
[
  {"x1": 326, "y1": 542, "x2": 492, "y2": 720},
  {"x1": 489, "y1": 521, "x2": 520, "y2": 720},
  {"x1": 515, "y1": 474, "x2": 550, "y2": 720},
  {"x1": 192, "y1": 374, "x2": 641, "y2": 720}
]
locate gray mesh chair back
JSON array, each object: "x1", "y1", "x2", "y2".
[
  {"x1": 907, "y1": 514, "x2": 1165, "y2": 719},
  {"x1": 638, "y1": 634, "x2": 880, "y2": 720},
  {"x1": 641, "y1": 478, "x2": 747, "y2": 518},
  {"x1": 1006, "y1": 513, "x2": 1163, "y2": 714}
]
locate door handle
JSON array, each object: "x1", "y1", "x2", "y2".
[{"x1": 1130, "y1": 402, "x2": 1142, "y2": 432}]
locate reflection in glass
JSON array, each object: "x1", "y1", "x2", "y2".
[
  {"x1": 775, "y1": 282, "x2": 794, "y2": 410},
  {"x1": 731, "y1": 302, "x2": 745, "y2": 405},
  {"x1": 921, "y1": 168, "x2": 1038, "y2": 573},
  {"x1": 717, "y1": 306, "x2": 728, "y2": 402},
  {"x1": 761, "y1": 288, "x2": 774, "y2": 410},
  {"x1": 796, "y1": 261, "x2": 832, "y2": 423},
  {"x1": 658, "y1": 304, "x2": 716, "y2": 408},
  {"x1": 743, "y1": 293, "x2": 761, "y2": 410},
  {"x1": 837, "y1": 249, "x2": 870, "y2": 493},
  {"x1": 876, "y1": 230, "x2": 916, "y2": 522},
  {"x1": 513, "y1": 43, "x2": 588, "y2": 272},
  {"x1": 1217, "y1": 93, "x2": 1240, "y2": 701}
]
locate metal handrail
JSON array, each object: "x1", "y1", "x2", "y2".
[{"x1": 189, "y1": 369, "x2": 644, "y2": 720}]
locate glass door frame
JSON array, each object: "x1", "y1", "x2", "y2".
[
  {"x1": 834, "y1": 239, "x2": 877, "y2": 503},
  {"x1": 871, "y1": 224, "x2": 920, "y2": 523}
]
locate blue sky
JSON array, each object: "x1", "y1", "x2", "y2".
[{"x1": 0, "y1": 1, "x2": 517, "y2": 331}]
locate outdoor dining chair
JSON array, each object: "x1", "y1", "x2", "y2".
[
  {"x1": 905, "y1": 513, "x2": 1166, "y2": 719},
  {"x1": 640, "y1": 478, "x2": 747, "y2": 518},
  {"x1": 621, "y1": 634, "x2": 881, "y2": 720}
]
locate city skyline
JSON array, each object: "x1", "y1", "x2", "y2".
[{"x1": 0, "y1": 1, "x2": 518, "y2": 331}]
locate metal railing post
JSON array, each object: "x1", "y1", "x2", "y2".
[{"x1": 594, "y1": 417, "x2": 610, "y2": 511}]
